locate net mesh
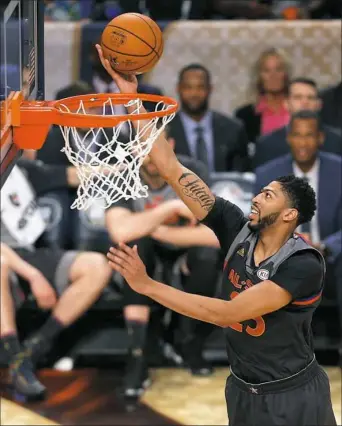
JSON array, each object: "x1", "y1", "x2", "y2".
[{"x1": 56, "y1": 97, "x2": 175, "y2": 210}]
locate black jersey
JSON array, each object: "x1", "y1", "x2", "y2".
[{"x1": 202, "y1": 196, "x2": 324, "y2": 383}]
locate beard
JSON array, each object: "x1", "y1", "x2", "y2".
[
  {"x1": 248, "y1": 212, "x2": 280, "y2": 232},
  {"x1": 181, "y1": 97, "x2": 209, "y2": 117}
]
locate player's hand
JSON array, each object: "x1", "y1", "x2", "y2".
[
  {"x1": 95, "y1": 44, "x2": 138, "y2": 94},
  {"x1": 107, "y1": 244, "x2": 150, "y2": 294},
  {"x1": 29, "y1": 270, "x2": 57, "y2": 310}
]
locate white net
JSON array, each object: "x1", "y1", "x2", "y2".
[{"x1": 56, "y1": 96, "x2": 176, "y2": 210}]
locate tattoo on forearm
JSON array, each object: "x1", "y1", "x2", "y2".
[{"x1": 178, "y1": 172, "x2": 215, "y2": 211}]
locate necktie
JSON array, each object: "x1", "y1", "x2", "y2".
[
  {"x1": 301, "y1": 175, "x2": 311, "y2": 234},
  {"x1": 194, "y1": 126, "x2": 209, "y2": 169}
]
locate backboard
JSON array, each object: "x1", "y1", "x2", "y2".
[{"x1": 0, "y1": 0, "x2": 44, "y2": 188}]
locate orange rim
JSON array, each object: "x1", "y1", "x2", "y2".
[{"x1": 1, "y1": 92, "x2": 178, "y2": 149}]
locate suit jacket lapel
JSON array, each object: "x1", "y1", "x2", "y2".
[{"x1": 174, "y1": 115, "x2": 191, "y2": 157}]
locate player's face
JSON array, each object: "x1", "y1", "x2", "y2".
[
  {"x1": 286, "y1": 83, "x2": 320, "y2": 114},
  {"x1": 178, "y1": 70, "x2": 210, "y2": 115},
  {"x1": 259, "y1": 55, "x2": 287, "y2": 94},
  {"x1": 249, "y1": 181, "x2": 294, "y2": 231},
  {"x1": 287, "y1": 118, "x2": 322, "y2": 165}
]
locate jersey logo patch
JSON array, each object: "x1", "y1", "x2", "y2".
[
  {"x1": 237, "y1": 247, "x2": 245, "y2": 257},
  {"x1": 257, "y1": 269, "x2": 269, "y2": 280}
]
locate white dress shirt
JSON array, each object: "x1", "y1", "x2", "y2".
[
  {"x1": 293, "y1": 159, "x2": 320, "y2": 244},
  {"x1": 179, "y1": 110, "x2": 215, "y2": 172}
]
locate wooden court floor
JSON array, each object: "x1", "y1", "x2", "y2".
[{"x1": 1, "y1": 367, "x2": 341, "y2": 425}]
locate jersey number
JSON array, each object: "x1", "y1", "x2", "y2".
[{"x1": 229, "y1": 291, "x2": 266, "y2": 337}]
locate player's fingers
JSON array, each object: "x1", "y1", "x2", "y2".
[
  {"x1": 117, "y1": 243, "x2": 135, "y2": 258},
  {"x1": 107, "y1": 250, "x2": 131, "y2": 267},
  {"x1": 95, "y1": 44, "x2": 107, "y2": 66},
  {"x1": 108, "y1": 260, "x2": 126, "y2": 277}
]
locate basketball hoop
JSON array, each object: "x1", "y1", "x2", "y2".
[{"x1": 1, "y1": 91, "x2": 178, "y2": 210}]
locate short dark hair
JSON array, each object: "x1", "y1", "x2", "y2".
[
  {"x1": 178, "y1": 64, "x2": 211, "y2": 86},
  {"x1": 276, "y1": 175, "x2": 316, "y2": 226},
  {"x1": 289, "y1": 77, "x2": 318, "y2": 92},
  {"x1": 289, "y1": 109, "x2": 322, "y2": 132}
]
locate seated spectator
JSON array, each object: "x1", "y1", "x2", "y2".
[
  {"x1": 0, "y1": 160, "x2": 112, "y2": 399},
  {"x1": 88, "y1": 0, "x2": 212, "y2": 21},
  {"x1": 310, "y1": 0, "x2": 342, "y2": 19},
  {"x1": 254, "y1": 77, "x2": 341, "y2": 168},
  {"x1": 44, "y1": 0, "x2": 82, "y2": 21},
  {"x1": 170, "y1": 64, "x2": 249, "y2": 172},
  {"x1": 211, "y1": 0, "x2": 274, "y2": 19},
  {"x1": 254, "y1": 110, "x2": 342, "y2": 328},
  {"x1": 105, "y1": 125, "x2": 220, "y2": 397},
  {"x1": 235, "y1": 47, "x2": 291, "y2": 144},
  {"x1": 320, "y1": 81, "x2": 342, "y2": 131}
]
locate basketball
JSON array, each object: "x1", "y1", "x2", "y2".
[{"x1": 100, "y1": 13, "x2": 164, "y2": 75}]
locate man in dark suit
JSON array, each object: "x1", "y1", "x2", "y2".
[
  {"x1": 254, "y1": 78, "x2": 341, "y2": 168},
  {"x1": 320, "y1": 81, "x2": 342, "y2": 131},
  {"x1": 169, "y1": 64, "x2": 250, "y2": 172},
  {"x1": 255, "y1": 110, "x2": 342, "y2": 329}
]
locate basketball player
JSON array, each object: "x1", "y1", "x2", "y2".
[{"x1": 96, "y1": 45, "x2": 336, "y2": 425}]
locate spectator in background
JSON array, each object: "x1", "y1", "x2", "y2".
[
  {"x1": 254, "y1": 77, "x2": 341, "y2": 168},
  {"x1": 0, "y1": 158, "x2": 112, "y2": 399},
  {"x1": 254, "y1": 110, "x2": 342, "y2": 328},
  {"x1": 88, "y1": 0, "x2": 211, "y2": 21},
  {"x1": 105, "y1": 125, "x2": 220, "y2": 398},
  {"x1": 235, "y1": 47, "x2": 291, "y2": 144},
  {"x1": 44, "y1": 0, "x2": 82, "y2": 21},
  {"x1": 170, "y1": 64, "x2": 250, "y2": 172},
  {"x1": 320, "y1": 81, "x2": 342, "y2": 131}
]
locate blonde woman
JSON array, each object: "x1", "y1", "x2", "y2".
[{"x1": 235, "y1": 47, "x2": 292, "y2": 144}]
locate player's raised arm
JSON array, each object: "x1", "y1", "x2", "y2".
[{"x1": 95, "y1": 44, "x2": 215, "y2": 220}]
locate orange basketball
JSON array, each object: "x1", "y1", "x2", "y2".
[{"x1": 100, "y1": 13, "x2": 164, "y2": 75}]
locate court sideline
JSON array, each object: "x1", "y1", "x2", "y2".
[{"x1": 1, "y1": 367, "x2": 341, "y2": 425}]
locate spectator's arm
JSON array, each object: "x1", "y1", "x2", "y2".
[
  {"x1": 0, "y1": 243, "x2": 39, "y2": 281},
  {"x1": 152, "y1": 224, "x2": 220, "y2": 248},
  {"x1": 18, "y1": 159, "x2": 109, "y2": 194},
  {"x1": 105, "y1": 200, "x2": 195, "y2": 244},
  {"x1": 18, "y1": 159, "x2": 70, "y2": 195}
]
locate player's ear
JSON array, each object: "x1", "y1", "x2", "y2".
[{"x1": 283, "y1": 208, "x2": 298, "y2": 224}]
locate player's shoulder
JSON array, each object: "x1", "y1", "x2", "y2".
[{"x1": 285, "y1": 249, "x2": 322, "y2": 272}]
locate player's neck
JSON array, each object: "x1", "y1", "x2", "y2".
[
  {"x1": 295, "y1": 158, "x2": 317, "y2": 174},
  {"x1": 255, "y1": 228, "x2": 291, "y2": 264}
]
